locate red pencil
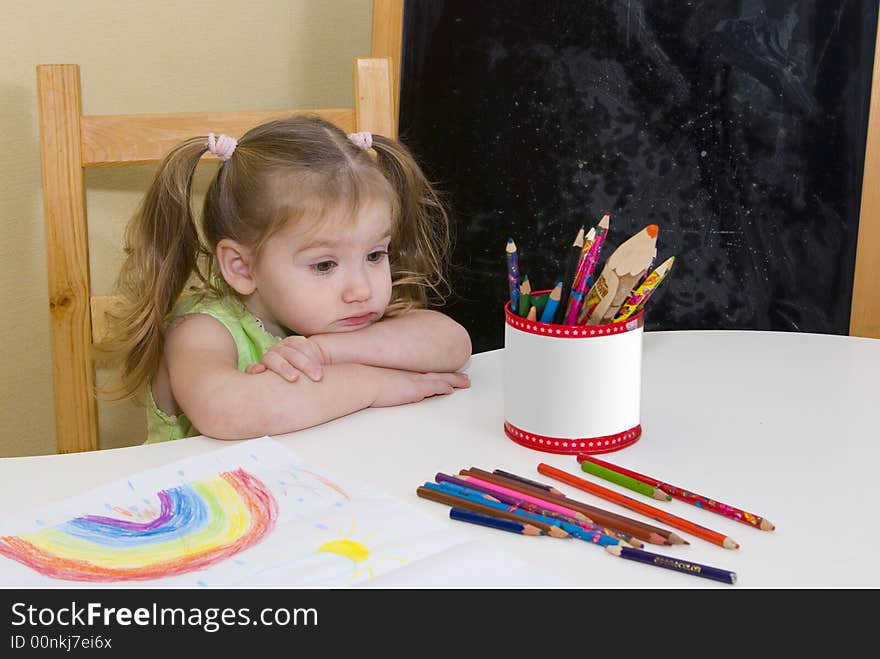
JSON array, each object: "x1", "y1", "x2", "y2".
[
  {"x1": 577, "y1": 454, "x2": 775, "y2": 531},
  {"x1": 537, "y1": 463, "x2": 740, "y2": 550}
]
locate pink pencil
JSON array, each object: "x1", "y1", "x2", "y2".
[{"x1": 459, "y1": 474, "x2": 587, "y2": 519}]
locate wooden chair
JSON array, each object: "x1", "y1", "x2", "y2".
[{"x1": 37, "y1": 58, "x2": 395, "y2": 454}]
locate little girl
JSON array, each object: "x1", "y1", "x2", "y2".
[{"x1": 100, "y1": 116, "x2": 472, "y2": 443}]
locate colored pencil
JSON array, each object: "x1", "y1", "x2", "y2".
[
  {"x1": 430, "y1": 482, "x2": 621, "y2": 546},
  {"x1": 557, "y1": 226, "x2": 585, "y2": 321},
  {"x1": 579, "y1": 212, "x2": 610, "y2": 291},
  {"x1": 459, "y1": 468, "x2": 684, "y2": 546},
  {"x1": 579, "y1": 224, "x2": 658, "y2": 325},
  {"x1": 432, "y1": 478, "x2": 635, "y2": 547},
  {"x1": 461, "y1": 468, "x2": 679, "y2": 545},
  {"x1": 526, "y1": 305, "x2": 537, "y2": 321},
  {"x1": 505, "y1": 237, "x2": 521, "y2": 312},
  {"x1": 537, "y1": 463, "x2": 740, "y2": 549},
  {"x1": 426, "y1": 481, "x2": 570, "y2": 537},
  {"x1": 565, "y1": 226, "x2": 597, "y2": 324},
  {"x1": 539, "y1": 281, "x2": 564, "y2": 323},
  {"x1": 518, "y1": 275, "x2": 532, "y2": 317},
  {"x1": 613, "y1": 255, "x2": 676, "y2": 322},
  {"x1": 492, "y1": 469, "x2": 565, "y2": 496},
  {"x1": 579, "y1": 459, "x2": 671, "y2": 501},
  {"x1": 577, "y1": 454, "x2": 775, "y2": 531},
  {"x1": 604, "y1": 544, "x2": 737, "y2": 585},
  {"x1": 416, "y1": 486, "x2": 570, "y2": 538},
  {"x1": 450, "y1": 508, "x2": 543, "y2": 536},
  {"x1": 437, "y1": 472, "x2": 599, "y2": 530}
]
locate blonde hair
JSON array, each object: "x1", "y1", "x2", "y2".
[{"x1": 98, "y1": 115, "x2": 452, "y2": 401}]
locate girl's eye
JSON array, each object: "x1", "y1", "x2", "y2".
[
  {"x1": 367, "y1": 250, "x2": 389, "y2": 263},
  {"x1": 310, "y1": 260, "x2": 336, "y2": 274}
]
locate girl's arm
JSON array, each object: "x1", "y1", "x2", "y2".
[
  {"x1": 311, "y1": 309, "x2": 472, "y2": 373},
  {"x1": 164, "y1": 314, "x2": 469, "y2": 440}
]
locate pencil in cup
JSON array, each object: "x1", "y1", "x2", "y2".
[
  {"x1": 450, "y1": 507, "x2": 544, "y2": 536},
  {"x1": 604, "y1": 544, "x2": 737, "y2": 585},
  {"x1": 416, "y1": 485, "x2": 570, "y2": 538},
  {"x1": 506, "y1": 237, "x2": 521, "y2": 312},
  {"x1": 579, "y1": 459, "x2": 671, "y2": 501},
  {"x1": 537, "y1": 463, "x2": 740, "y2": 550},
  {"x1": 431, "y1": 479, "x2": 625, "y2": 547},
  {"x1": 539, "y1": 282, "x2": 563, "y2": 323},
  {"x1": 459, "y1": 468, "x2": 684, "y2": 546},
  {"x1": 578, "y1": 454, "x2": 775, "y2": 531}
]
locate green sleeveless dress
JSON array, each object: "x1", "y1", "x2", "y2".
[{"x1": 145, "y1": 293, "x2": 281, "y2": 444}]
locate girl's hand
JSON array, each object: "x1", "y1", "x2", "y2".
[
  {"x1": 244, "y1": 336, "x2": 327, "y2": 382},
  {"x1": 371, "y1": 370, "x2": 470, "y2": 408}
]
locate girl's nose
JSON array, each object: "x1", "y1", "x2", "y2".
[{"x1": 341, "y1": 267, "x2": 372, "y2": 304}]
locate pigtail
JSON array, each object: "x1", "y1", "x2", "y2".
[
  {"x1": 370, "y1": 135, "x2": 453, "y2": 313},
  {"x1": 97, "y1": 138, "x2": 213, "y2": 400}
]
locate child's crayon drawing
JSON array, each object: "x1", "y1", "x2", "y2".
[{"x1": 0, "y1": 438, "x2": 471, "y2": 587}]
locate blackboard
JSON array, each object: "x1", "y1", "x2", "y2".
[{"x1": 399, "y1": 0, "x2": 878, "y2": 353}]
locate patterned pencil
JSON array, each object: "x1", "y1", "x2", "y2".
[
  {"x1": 579, "y1": 459, "x2": 671, "y2": 501},
  {"x1": 564, "y1": 226, "x2": 597, "y2": 324},
  {"x1": 537, "y1": 463, "x2": 740, "y2": 550},
  {"x1": 577, "y1": 454, "x2": 775, "y2": 531},
  {"x1": 505, "y1": 237, "x2": 520, "y2": 312},
  {"x1": 579, "y1": 212, "x2": 610, "y2": 291},
  {"x1": 605, "y1": 544, "x2": 737, "y2": 585},
  {"x1": 613, "y1": 255, "x2": 676, "y2": 322},
  {"x1": 572, "y1": 225, "x2": 598, "y2": 291},
  {"x1": 539, "y1": 281, "x2": 564, "y2": 323},
  {"x1": 459, "y1": 468, "x2": 683, "y2": 546},
  {"x1": 450, "y1": 508, "x2": 544, "y2": 536}
]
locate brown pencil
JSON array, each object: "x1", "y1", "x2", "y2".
[
  {"x1": 416, "y1": 486, "x2": 571, "y2": 538},
  {"x1": 492, "y1": 469, "x2": 566, "y2": 496},
  {"x1": 460, "y1": 468, "x2": 686, "y2": 546}
]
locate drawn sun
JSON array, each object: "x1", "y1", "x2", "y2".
[{"x1": 315, "y1": 520, "x2": 406, "y2": 582}]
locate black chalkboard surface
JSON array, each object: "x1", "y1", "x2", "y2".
[{"x1": 399, "y1": 0, "x2": 877, "y2": 353}]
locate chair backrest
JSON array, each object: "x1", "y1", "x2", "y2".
[{"x1": 37, "y1": 58, "x2": 395, "y2": 454}]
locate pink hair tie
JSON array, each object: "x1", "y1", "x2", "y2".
[
  {"x1": 347, "y1": 131, "x2": 373, "y2": 150},
  {"x1": 207, "y1": 132, "x2": 237, "y2": 162}
]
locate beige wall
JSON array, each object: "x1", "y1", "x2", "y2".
[{"x1": 0, "y1": 0, "x2": 373, "y2": 457}]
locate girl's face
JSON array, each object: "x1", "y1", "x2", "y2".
[{"x1": 246, "y1": 197, "x2": 394, "y2": 337}]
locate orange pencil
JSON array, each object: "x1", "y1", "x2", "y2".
[{"x1": 537, "y1": 463, "x2": 740, "y2": 550}]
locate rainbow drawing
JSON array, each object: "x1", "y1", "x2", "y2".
[{"x1": 0, "y1": 468, "x2": 277, "y2": 582}]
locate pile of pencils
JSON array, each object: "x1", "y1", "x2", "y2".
[
  {"x1": 506, "y1": 213, "x2": 675, "y2": 326},
  {"x1": 417, "y1": 464, "x2": 756, "y2": 585}
]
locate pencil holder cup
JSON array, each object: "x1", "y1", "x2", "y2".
[{"x1": 502, "y1": 297, "x2": 644, "y2": 455}]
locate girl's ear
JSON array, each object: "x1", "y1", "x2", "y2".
[{"x1": 216, "y1": 239, "x2": 257, "y2": 295}]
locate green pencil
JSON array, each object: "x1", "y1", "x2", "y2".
[{"x1": 579, "y1": 460, "x2": 671, "y2": 502}]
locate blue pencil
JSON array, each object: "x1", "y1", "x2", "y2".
[
  {"x1": 506, "y1": 238, "x2": 521, "y2": 312},
  {"x1": 449, "y1": 507, "x2": 543, "y2": 536},
  {"x1": 540, "y1": 281, "x2": 563, "y2": 323},
  {"x1": 605, "y1": 544, "x2": 737, "y2": 585}
]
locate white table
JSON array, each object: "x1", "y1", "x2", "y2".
[{"x1": 2, "y1": 330, "x2": 878, "y2": 588}]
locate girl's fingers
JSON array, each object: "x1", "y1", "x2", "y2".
[
  {"x1": 261, "y1": 351, "x2": 301, "y2": 382},
  {"x1": 274, "y1": 344, "x2": 323, "y2": 381}
]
